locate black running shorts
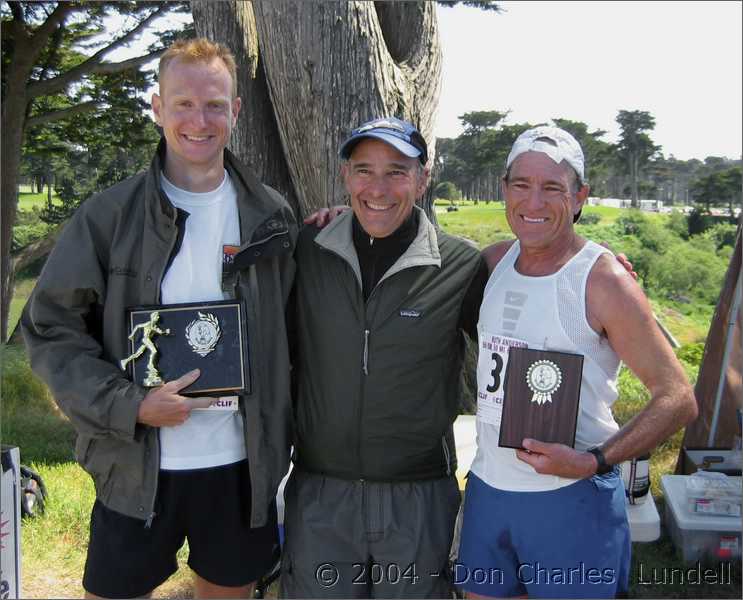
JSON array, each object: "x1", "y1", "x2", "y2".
[{"x1": 82, "y1": 459, "x2": 279, "y2": 598}]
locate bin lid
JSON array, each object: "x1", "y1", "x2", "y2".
[{"x1": 661, "y1": 475, "x2": 742, "y2": 531}]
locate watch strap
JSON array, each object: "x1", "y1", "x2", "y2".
[{"x1": 587, "y1": 446, "x2": 612, "y2": 475}]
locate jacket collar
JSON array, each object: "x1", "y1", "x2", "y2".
[
  {"x1": 314, "y1": 205, "x2": 441, "y2": 287},
  {"x1": 145, "y1": 138, "x2": 292, "y2": 247}
]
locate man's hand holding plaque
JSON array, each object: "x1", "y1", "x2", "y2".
[
  {"x1": 137, "y1": 368, "x2": 215, "y2": 427},
  {"x1": 122, "y1": 300, "x2": 250, "y2": 396},
  {"x1": 514, "y1": 438, "x2": 603, "y2": 479},
  {"x1": 498, "y1": 347, "x2": 584, "y2": 450}
]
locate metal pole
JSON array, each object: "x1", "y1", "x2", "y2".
[{"x1": 707, "y1": 267, "x2": 743, "y2": 446}]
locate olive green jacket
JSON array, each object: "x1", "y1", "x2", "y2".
[
  {"x1": 21, "y1": 141, "x2": 297, "y2": 527},
  {"x1": 292, "y1": 207, "x2": 482, "y2": 481}
]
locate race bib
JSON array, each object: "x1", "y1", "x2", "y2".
[
  {"x1": 192, "y1": 395, "x2": 239, "y2": 412},
  {"x1": 476, "y1": 333, "x2": 528, "y2": 427}
]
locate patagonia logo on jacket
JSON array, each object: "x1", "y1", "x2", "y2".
[
  {"x1": 109, "y1": 266, "x2": 137, "y2": 278},
  {"x1": 399, "y1": 309, "x2": 421, "y2": 318}
]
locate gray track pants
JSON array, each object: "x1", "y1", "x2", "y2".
[{"x1": 280, "y1": 469, "x2": 461, "y2": 598}]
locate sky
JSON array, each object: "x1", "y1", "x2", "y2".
[
  {"x1": 109, "y1": 1, "x2": 742, "y2": 162},
  {"x1": 435, "y1": 1, "x2": 742, "y2": 161}
]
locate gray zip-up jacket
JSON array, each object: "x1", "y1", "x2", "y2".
[
  {"x1": 21, "y1": 141, "x2": 297, "y2": 527},
  {"x1": 293, "y1": 208, "x2": 482, "y2": 481}
]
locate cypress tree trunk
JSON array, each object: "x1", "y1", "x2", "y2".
[{"x1": 192, "y1": 0, "x2": 441, "y2": 220}]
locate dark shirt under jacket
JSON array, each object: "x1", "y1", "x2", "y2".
[{"x1": 351, "y1": 211, "x2": 488, "y2": 340}]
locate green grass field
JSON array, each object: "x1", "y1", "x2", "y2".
[
  {"x1": 2, "y1": 200, "x2": 738, "y2": 598},
  {"x1": 16, "y1": 185, "x2": 62, "y2": 211}
]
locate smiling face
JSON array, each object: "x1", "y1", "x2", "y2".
[
  {"x1": 151, "y1": 56, "x2": 241, "y2": 191},
  {"x1": 503, "y1": 151, "x2": 588, "y2": 251},
  {"x1": 342, "y1": 138, "x2": 429, "y2": 238}
]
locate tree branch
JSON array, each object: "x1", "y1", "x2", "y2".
[
  {"x1": 89, "y1": 48, "x2": 166, "y2": 75},
  {"x1": 29, "y1": 1, "x2": 78, "y2": 48},
  {"x1": 25, "y1": 100, "x2": 102, "y2": 129},
  {"x1": 9, "y1": 1, "x2": 25, "y2": 24},
  {"x1": 26, "y1": 3, "x2": 171, "y2": 99}
]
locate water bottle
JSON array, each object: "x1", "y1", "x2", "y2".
[{"x1": 620, "y1": 454, "x2": 651, "y2": 505}]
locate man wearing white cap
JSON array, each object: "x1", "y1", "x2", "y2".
[{"x1": 455, "y1": 126, "x2": 697, "y2": 598}]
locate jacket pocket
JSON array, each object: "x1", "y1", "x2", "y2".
[{"x1": 75, "y1": 436, "x2": 115, "y2": 497}]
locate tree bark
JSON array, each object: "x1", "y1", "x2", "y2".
[
  {"x1": 676, "y1": 218, "x2": 742, "y2": 469},
  {"x1": 192, "y1": 0, "x2": 299, "y2": 213},
  {"x1": 1, "y1": 19, "x2": 40, "y2": 341},
  {"x1": 192, "y1": 0, "x2": 441, "y2": 219}
]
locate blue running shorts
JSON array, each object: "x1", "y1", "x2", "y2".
[{"x1": 455, "y1": 470, "x2": 630, "y2": 598}]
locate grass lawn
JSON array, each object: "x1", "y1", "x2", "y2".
[
  {"x1": 8, "y1": 276, "x2": 38, "y2": 339},
  {"x1": 17, "y1": 188, "x2": 62, "y2": 212}
]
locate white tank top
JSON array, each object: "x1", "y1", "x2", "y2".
[
  {"x1": 158, "y1": 171, "x2": 247, "y2": 470},
  {"x1": 470, "y1": 240, "x2": 621, "y2": 491}
]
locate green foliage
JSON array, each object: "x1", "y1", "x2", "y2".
[
  {"x1": 12, "y1": 221, "x2": 49, "y2": 250},
  {"x1": 676, "y1": 342, "x2": 705, "y2": 367},
  {"x1": 665, "y1": 210, "x2": 688, "y2": 239},
  {"x1": 690, "y1": 166, "x2": 742, "y2": 210},
  {"x1": 616, "y1": 110, "x2": 660, "y2": 165},
  {"x1": 646, "y1": 239, "x2": 727, "y2": 305},
  {"x1": 434, "y1": 180, "x2": 461, "y2": 201},
  {"x1": 11, "y1": 206, "x2": 53, "y2": 250},
  {"x1": 687, "y1": 207, "x2": 713, "y2": 235},
  {"x1": 8, "y1": 275, "x2": 38, "y2": 337},
  {"x1": 40, "y1": 70, "x2": 162, "y2": 223},
  {"x1": 577, "y1": 212, "x2": 601, "y2": 225},
  {"x1": 703, "y1": 222, "x2": 738, "y2": 251},
  {"x1": 606, "y1": 209, "x2": 729, "y2": 307},
  {"x1": 615, "y1": 367, "x2": 651, "y2": 424}
]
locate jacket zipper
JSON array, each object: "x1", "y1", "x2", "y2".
[
  {"x1": 242, "y1": 229, "x2": 288, "y2": 251},
  {"x1": 442, "y1": 436, "x2": 452, "y2": 477},
  {"x1": 362, "y1": 329, "x2": 370, "y2": 375},
  {"x1": 144, "y1": 209, "x2": 180, "y2": 528},
  {"x1": 356, "y1": 324, "x2": 367, "y2": 477}
]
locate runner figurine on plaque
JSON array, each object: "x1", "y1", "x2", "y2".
[
  {"x1": 498, "y1": 347, "x2": 583, "y2": 449},
  {"x1": 121, "y1": 300, "x2": 250, "y2": 396}
]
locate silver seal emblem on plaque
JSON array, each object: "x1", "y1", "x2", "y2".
[
  {"x1": 525, "y1": 360, "x2": 562, "y2": 405},
  {"x1": 185, "y1": 312, "x2": 221, "y2": 357}
]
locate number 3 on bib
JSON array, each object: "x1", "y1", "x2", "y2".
[{"x1": 476, "y1": 333, "x2": 527, "y2": 427}]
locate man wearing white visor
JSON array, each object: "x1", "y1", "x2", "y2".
[{"x1": 455, "y1": 126, "x2": 697, "y2": 598}]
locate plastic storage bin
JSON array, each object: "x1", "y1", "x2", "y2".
[{"x1": 661, "y1": 475, "x2": 742, "y2": 564}]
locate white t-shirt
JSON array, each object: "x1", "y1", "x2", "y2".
[{"x1": 158, "y1": 170, "x2": 246, "y2": 470}]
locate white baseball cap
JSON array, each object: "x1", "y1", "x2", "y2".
[{"x1": 506, "y1": 126, "x2": 585, "y2": 183}]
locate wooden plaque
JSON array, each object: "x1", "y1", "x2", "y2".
[
  {"x1": 123, "y1": 300, "x2": 250, "y2": 397},
  {"x1": 498, "y1": 347, "x2": 583, "y2": 449}
]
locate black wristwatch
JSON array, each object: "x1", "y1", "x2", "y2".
[{"x1": 587, "y1": 446, "x2": 612, "y2": 475}]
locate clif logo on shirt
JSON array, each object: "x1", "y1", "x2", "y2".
[{"x1": 223, "y1": 245, "x2": 239, "y2": 266}]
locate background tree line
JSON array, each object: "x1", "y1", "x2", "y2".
[
  {"x1": 3, "y1": 0, "x2": 739, "y2": 342},
  {"x1": 3, "y1": 0, "x2": 504, "y2": 341},
  {"x1": 433, "y1": 109, "x2": 742, "y2": 214}
]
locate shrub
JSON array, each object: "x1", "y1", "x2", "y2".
[
  {"x1": 615, "y1": 211, "x2": 676, "y2": 252},
  {"x1": 704, "y1": 222, "x2": 738, "y2": 250},
  {"x1": 578, "y1": 212, "x2": 601, "y2": 225},
  {"x1": 665, "y1": 210, "x2": 689, "y2": 240},
  {"x1": 687, "y1": 207, "x2": 713, "y2": 235},
  {"x1": 434, "y1": 181, "x2": 461, "y2": 202},
  {"x1": 646, "y1": 241, "x2": 727, "y2": 305},
  {"x1": 676, "y1": 342, "x2": 705, "y2": 367}
]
